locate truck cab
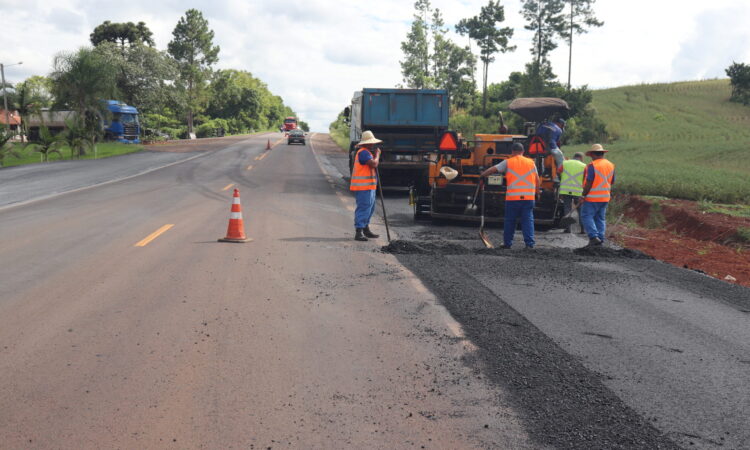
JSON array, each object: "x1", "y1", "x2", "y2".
[{"x1": 103, "y1": 100, "x2": 141, "y2": 144}]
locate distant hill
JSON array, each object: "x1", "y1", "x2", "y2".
[{"x1": 566, "y1": 79, "x2": 750, "y2": 204}]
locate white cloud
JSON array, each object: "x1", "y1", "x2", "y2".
[{"x1": 1, "y1": 0, "x2": 748, "y2": 131}]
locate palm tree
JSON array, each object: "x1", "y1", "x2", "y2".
[
  {"x1": 62, "y1": 117, "x2": 92, "y2": 159},
  {"x1": 0, "y1": 129, "x2": 23, "y2": 166},
  {"x1": 50, "y1": 47, "x2": 118, "y2": 153},
  {"x1": 25, "y1": 125, "x2": 64, "y2": 162}
]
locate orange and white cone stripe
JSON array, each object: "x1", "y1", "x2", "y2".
[{"x1": 218, "y1": 188, "x2": 252, "y2": 243}]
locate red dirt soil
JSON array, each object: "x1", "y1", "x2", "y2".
[{"x1": 609, "y1": 196, "x2": 750, "y2": 288}]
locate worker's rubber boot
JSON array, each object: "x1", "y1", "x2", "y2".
[
  {"x1": 354, "y1": 228, "x2": 368, "y2": 241},
  {"x1": 363, "y1": 226, "x2": 379, "y2": 238},
  {"x1": 587, "y1": 237, "x2": 603, "y2": 247}
]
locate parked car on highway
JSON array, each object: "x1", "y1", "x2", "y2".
[{"x1": 287, "y1": 129, "x2": 305, "y2": 145}]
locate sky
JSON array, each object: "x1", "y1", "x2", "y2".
[{"x1": 2, "y1": 0, "x2": 750, "y2": 131}]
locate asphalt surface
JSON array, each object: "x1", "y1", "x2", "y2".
[
  {"x1": 1, "y1": 132, "x2": 748, "y2": 449},
  {"x1": 317, "y1": 134, "x2": 750, "y2": 449},
  {"x1": 0, "y1": 133, "x2": 533, "y2": 448}
]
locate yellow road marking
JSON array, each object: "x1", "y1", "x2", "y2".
[
  {"x1": 135, "y1": 224, "x2": 174, "y2": 247},
  {"x1": 258, "y1": 152, "x2": 268, "y2": 161},
  {"x1": 222, "y1": 183, "x2": 235, "y2": 191},
  {"x1": 246, "y1": 164, "x2": 254, "y2": 170}
]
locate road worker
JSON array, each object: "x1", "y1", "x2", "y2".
[
  {"x1": 580, "y1": 144, "x2": 616, "y2": 246},
  {"x1": 480, "y1": 142, "x2": 540, "y2": 249},
  {"x1": 559, "y1": 151, "x2": 587, "y2": 233},
  {"x1": 350, "y1": 130, "x2": 382, "y2": 242},
  {"x1": 536, "y1": 118, "x2": 566, "y2": 179}
]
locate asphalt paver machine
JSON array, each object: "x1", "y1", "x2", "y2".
[{"x1": 412, "y1": 97, "x2": 570, "y2": 227}]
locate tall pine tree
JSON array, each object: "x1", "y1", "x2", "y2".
[
  {"x1": 456, "y1": 0, "x2": 515, "y2": 114},
  {"x1": 560, "y1": 0, "x2": 603, "y2": 89},
  {"x1": 168, "y1": 9, "x2": 220, "y2": 136}
]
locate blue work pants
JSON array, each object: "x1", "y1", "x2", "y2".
[
  {"x1": 504, "y1": 200, "x2": 535, "y2": 248},
  {"x1": 580, "y1": 201, "x2": 608, "y2": 241},
  {"x1": 354, "y1": 189, "x2": 377, "y2": 229}
]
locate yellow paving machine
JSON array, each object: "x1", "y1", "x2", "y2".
[{"x1": 411, "y1": 97, "x2": 570, "y2": 227}]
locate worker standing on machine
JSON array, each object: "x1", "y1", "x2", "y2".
[
  {"x1": 536, "y1": 118, "x2": 566, "y2": 180},
  {"x1": 350, "y1": 130, "x2": 382, "y2": 242},
  {"x1": 559, "y1": 152, "x2": 587, "y2": 233},
  {"x1": 480, "y1": 142, "x2": 540, "y2": 249},
  {"x1": 581, "y1": 144, "x2": 616, "y2": 246}
]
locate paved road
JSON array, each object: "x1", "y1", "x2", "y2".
[
  {"x1": 1, "y1": 132, "x2": 748, "y2": 449},
  {"x1": 315, "y1": 134, "x2": 749, "y2": 449},
  {"x1": 0, "y1": 134, "x2": 532, "y2": 449}
]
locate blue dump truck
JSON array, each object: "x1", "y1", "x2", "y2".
[
  {"x1": 345, "y1": 88, "x2": 449, "y2": 189},
  {"x1": 102, "y1": 100, "x2": 141, "y2": 144}
]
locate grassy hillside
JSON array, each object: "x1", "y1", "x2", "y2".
[{"x1": 565, "y1": 79, "x2": 750, "y2": 204}]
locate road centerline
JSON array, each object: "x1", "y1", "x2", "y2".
[
  {"x1": 134, "y1": 224, "x2": 175, "y2": 247},
  {"x1": 222, "y1": 183, "x2": 235, "y2": 191}
]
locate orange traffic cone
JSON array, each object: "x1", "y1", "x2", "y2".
[
  {"x1": 266, "y1": 139, "x2": 272, "y2": 150},
  {"x1": 218, "y1": 189, "x2": 253, "y2": 243}
]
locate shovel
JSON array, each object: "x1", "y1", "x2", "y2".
[
  {"x1": 479, "y1": 182, "x2": 494, "y2": 248},
  {"x1": 559, "y1": 198, "x2": 581, "y2": 228},
  {"x1": 375, "y1": 167, "x2": 391, "y2": 243},
  {"x1": 464, "y1": 181, "x2": 482, "y2": 214}
]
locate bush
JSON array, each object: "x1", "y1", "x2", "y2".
[
  {"x1": 196, "y1": 118, "x2": 230, "y2": 138},
  {"x1": 726, "y1": 62, "x2": 750, "y2": 105}
]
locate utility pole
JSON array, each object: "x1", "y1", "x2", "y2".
[{"x1": 1, "y1": 61, "x2": 23, "y2": 135}]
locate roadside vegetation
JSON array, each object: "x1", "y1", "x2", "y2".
[
  {"x1": 2, "y1": 141, "x2": 142, "y2": 167},
  {"x1": 563, "y1": 79, "x2": 750, "y2": 204},
  {"x1": 1, "y1": 9, "x2": 301, "y2": 167}
]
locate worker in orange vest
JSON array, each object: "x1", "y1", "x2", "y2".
[
  {"x1": 350, "y1": 130, "x2": 382, "y2": 241},
  {"x1": 580, "y1": 143, "x2": 616, "y2": 246},
  {"x1": 480, "y1": 142, "x2": 540, "y2": 249}
]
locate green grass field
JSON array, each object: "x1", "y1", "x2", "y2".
[
  {"x1": 2, "y1": 142, "x2": 144, "y2": 167},
  {"x1": 563, "y1": 79, "x2": 750, "y2": 204}
]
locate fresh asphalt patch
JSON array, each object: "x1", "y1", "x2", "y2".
[
  {"x1": 382, "y1": 239, "x2": 654, "y2": 260},
  {"x1": 389, "y1": 244, "x2": 680, "y2": 449}
]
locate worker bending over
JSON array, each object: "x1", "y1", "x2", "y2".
[
  {"x1": 559, "y1": 152, "x2": 587, "y2": 233},
  {"x1": 581, "y1": 144, "x2": 616, "y2": 246},
  {"x1": 480, "y1": 142, "x2": 540, "y2": 249},
  {"x1": 350, "y1": 130, "x2": 382, "y2": 242}
]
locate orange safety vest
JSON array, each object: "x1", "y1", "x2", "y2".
[
  {"x1": 505, "y1": 155, "x2": 539, "y2": 201},
  {"x1": 584, "y1": 158, "x2": 615, "y2": 202},
  {"x1": 350, "y1": 148, "x2": 377, "y2": 191}
]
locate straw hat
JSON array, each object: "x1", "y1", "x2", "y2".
[
  {"x1": 439, "y1": 166, "x2": 458, "y2": 181},
  {"x1": 586, "y1": 143, "x2": 608, "y2": 155},
  {"x1": 357, "y1": 130, "x2": 382, "y2": 146}
]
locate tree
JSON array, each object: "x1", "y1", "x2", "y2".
[
  {"x1": 168, "y1": 9, "x2": 220, "y2": 136},
  {"x1": 5, "y1": 76, "x2": 53, "y2": 141},
  {"x1": 24, "y1": 125, "x2": 64, "y2": 162},
  {"x1": 432, "y1": 9, "x2": 476, "y2": 108},
  {"x1": 400, "y1": 0, "x2": 433, "y2": 89},
  {"x1": 521, "y1": 0, "x2": 565, "y2": 71},
  {"x1": 560, "y1": 0, "x2": 603, "y2": 89},
  {"x1": 94, "y1": 42, "x2": 178, "y2": 113},
  {"x1": 726, "y1": 62, "x2": 750, "y2": 105},
  {"x1": 62, "y1": 116, "x2": 93, "y2": 159},
  {"x1": 298, "y1": 120, "x2": 310, "y2": 132},
  {"x1": 400, "y1": 1, "x2": 476, "y2": 108},
  {"x1": 90, "y1": 21, "x2": 155, "y2": 48},
  {"x1": 456, "y1": 0, "x2": 515, "y2": 114},
  {"x1": 50, "y1": 47, "x2": 119, "y2": 153},
  {"x1": 0, "y1": 128, "x2": 23, "y2": 166}
]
